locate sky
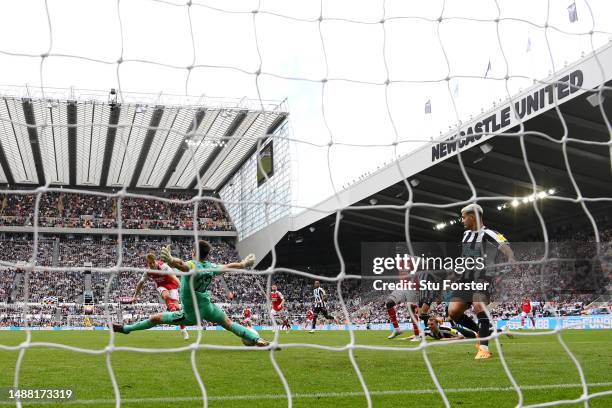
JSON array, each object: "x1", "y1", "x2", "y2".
[{"x1": 0, "y1": 0, "x2": 610, "y2": 210}]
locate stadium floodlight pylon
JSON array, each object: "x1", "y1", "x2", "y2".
[{"x1": 0, "y1": 1, "x2": 610, "y2": 408}]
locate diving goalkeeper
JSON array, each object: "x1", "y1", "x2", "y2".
[{"x1": 113, "y1": 240, "x2": 269, "y2": 347}]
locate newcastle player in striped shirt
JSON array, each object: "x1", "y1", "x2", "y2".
[
  {"x1": 447, "y1": 204, "x2": 516, "y2": 360},
  {"x1": 309, "y1": 281, "x2": 339, "y2": 333}
]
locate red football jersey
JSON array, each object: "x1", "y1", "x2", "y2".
[
  {"x1": 145, "y1": 261, "x2": 179, "y2": 290},
  {"x1": 521, "y1": 301, "x2": 532, "y2": 313},
  {"x1": 306, "y1": 310, "x2": 313, "y2": 320},
  {"x1": 243, "y1": 308, "x2": 252, "y2": 318},
  {"x1": 271, "y1": 291, "x2": 284, "y2": 311}
]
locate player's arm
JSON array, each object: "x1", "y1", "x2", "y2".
[
  {"x1": 161, "y1": 245, "x2": 256, "y2": 272},
  {"x1": 160, "y1": 246, "x2": 191, "y2": 272},
  {"x1": 132, "y1": 273, "x2": 147, "y2": 303},
  {"x1": 484, "y1": 230, "x2": 516, "y2": 263},
  {"x1": 439, "y1": 327, "x2": 465, "y2": 341},
  {"x1": 218, "y1": 253, "x2": 257, "y2": 272},
  {"x1": 279, "y1": 291, "x2": 285, "y2": 308}
]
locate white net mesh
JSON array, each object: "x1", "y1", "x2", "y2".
[{"x1": 0, "y1": 0, "x2": 611, "y2": 407}]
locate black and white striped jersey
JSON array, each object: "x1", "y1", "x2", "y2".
[
  {"x1": 425, "y1": 326, "x2": 456, "y2": 340},
  {"x1": 313, "y1": 287, "x2": 326, "y2": 308},
  {"x1": 461, "y1": 226, "x2": 509, "y2": 277},
  {"x1": 462, "y1": 227, "x2": 508, "y2": 257}
]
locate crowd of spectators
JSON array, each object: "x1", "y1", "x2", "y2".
[
  {"x1": 0, "y1": 236, "x2": 238, "y2": 304},
  {"x1": 0, "y1": 191, "x2": 233, "y2": 231},
  {"x1": 0, "y1": 217, "x2": 610, "y2": 328}
]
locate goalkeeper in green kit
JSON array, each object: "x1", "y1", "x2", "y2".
[{"x1": 113, "y1": 240, "x2": 270, "y2": 347}]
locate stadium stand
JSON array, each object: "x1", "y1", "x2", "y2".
[
  {"x1": 0, "y1": 191, "x2": 233, "y2": 230},
  {"x1": 1, "y1": 209, "x2": 609, "y2": 328}
]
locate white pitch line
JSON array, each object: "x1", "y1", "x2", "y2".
[{"x1": 2, "y1": 382, "x2": 611, "y2": 405}]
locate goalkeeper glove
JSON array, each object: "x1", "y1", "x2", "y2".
[
  {"x1": 160, "y1": 245, "x2": 173, "y2": 264},
  {"x1": 241, "y1": 253, "x2": 256, "y2": 269}
]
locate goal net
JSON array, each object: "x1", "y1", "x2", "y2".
[{"x1": 0, "y1": 0, "x2": 610, "y2": 407}]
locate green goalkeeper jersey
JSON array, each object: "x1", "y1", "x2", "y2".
[{"x1": 180, "y1": 260, "x2": 222, "y2": 302}]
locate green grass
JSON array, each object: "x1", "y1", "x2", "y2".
[{"x1": 0, "y1": 329, "x2": 611, "y2": 407}]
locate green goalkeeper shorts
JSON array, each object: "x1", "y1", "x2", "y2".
[{"x1": 164, "y1": 300, "x2": 227, "y2": 326}]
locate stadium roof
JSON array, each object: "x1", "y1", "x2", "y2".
[
  {"x1": 0, "y1": 87, "x2": 287, "y2": 191},
  {"x1": 239, "y1": 42, "x2": 612, "y2": 267}
]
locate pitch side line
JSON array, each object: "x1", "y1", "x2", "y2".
[{"x1": 2, "y1": 382, "x2": 611, "y2": 405}]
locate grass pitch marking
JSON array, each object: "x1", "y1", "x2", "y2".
[{"x1": 2, "y1": 381, "x2": 611, "y2": 405}]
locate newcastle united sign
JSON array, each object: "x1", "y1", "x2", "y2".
[{"x1": 432, "y1": 70, "x2": 584, "y2": 163}]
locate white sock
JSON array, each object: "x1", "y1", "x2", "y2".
[{"x1": 480, "y1": 345, "x2": 489, "y2": 351}]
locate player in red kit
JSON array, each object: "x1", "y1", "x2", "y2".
[
  {"x1": 270, "y1": 284, "x2": 290, "y2": 331},
  {"x1": 242, "y1": 306, "x2": 252, "y2": 327},
  {"x1": 521, "y1": 298, "x2": 535, "y2": 328},
  {"x1": 133, "y1": 253, "x2": 189, "y2": 340},
  {"x1": 304, "y1": 308, "x2": 314, "y2": 329},
  {"x1": 386, "y1": 256, "x2": 421, "y2": 340}
]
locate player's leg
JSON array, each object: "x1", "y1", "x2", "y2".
[
  {"x1": 279, "y1": 311, "x2": 286, "y2": 330},
  {"x1": 453, "y1": 323, "x2": 477, "y2": 338},
  {"x1": 113, "y1": 310, "x2": 185, "y2": 334},
  {"x1": 310, "y1": 308, "x2": 319, "y2": 333},
  {"x1": 322, "y1": 309, "x2": 339, "y2": 325},
  {"x1": 270, "y1": 309, "x2": 283, "y2": 329},
  {"x1": 449, "y1": 300, "x2": 491, "y2": 359},
  {"x1": 530, "y1": 312, "x2": 536, "y2": 327},
  {"x1": 220, "y1": 316, "x2": 268, "y2": 346},
  {"x1": 401, "y1": 301, "x2": 428, "y2": 341},
  {"x1": 472, "y1": 301, "x2": 493, "y2": 359},
  {"x1": 386, "y1": 290, "x2": 405, "y2": 339},
  {"x1": 204, "y1": 301, "x2": 269, "y2": 347},
  {"x1": 405, "y1": 289, "x2": 421, "y2": 338},
  {"x1": 161, "y1": 289, "x2": 189, "y2": 340},
  {"x1": 495, "y1": 322, "x2": 514, "y2": 338},
  {"x1": 407, "y1": 304, "x2": 420, "y2": 336},
  {"x1": 447, "y1": 300, "x2": 480, "y2": 333},
  {"x1": 521, "y1": 311, "x2": 526, "y2": 328},
  {"x1": 419, "y1": 302, "x2": 431, "y2": 327}
]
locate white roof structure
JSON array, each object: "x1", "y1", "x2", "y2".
[
  {"x1": 0, "y1": 86, "x2": 287, "y2": 191},
  {"x1": 237, "y1": 41, "x2": 612, "y2": 262}
]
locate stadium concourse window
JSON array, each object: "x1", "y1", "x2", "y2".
[
  {"x1": 220, "y1": 123, "x2": 293, "y2": 240},
  {"x1": 256, "y1": 141, "x2": 274, "y2": 187}
]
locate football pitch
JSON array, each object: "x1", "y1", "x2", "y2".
[{"x1": 0, "y1": 329, "x2": 610, "y2": 407}]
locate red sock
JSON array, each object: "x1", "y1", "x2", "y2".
[
  {"x1": 521, "y1": 318, "x2": 525, "y2": 327},
  {"x1": 387, "y1": 307, "x2": 399, "y2": 329},
  {"x1": 412, "y1": 320, "x2": 420, "y2": 336}
]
